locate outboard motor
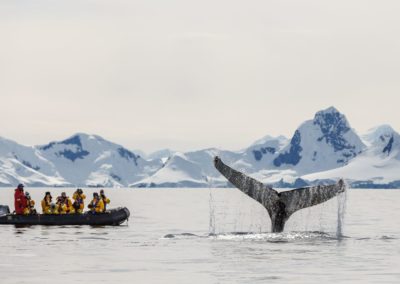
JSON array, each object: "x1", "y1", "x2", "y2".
[{"x1": 0, "y1": 205, "x2": 10, "y2": 216}]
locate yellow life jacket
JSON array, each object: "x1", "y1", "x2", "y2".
[
  {"x1": 89, "y1": 198, "x2": 105, "y2": 213},
  {"x1": 101, "y1": 195, "x2": 110, "y2": 211},
  {"x1": 41, "y1": 197, "x2": 52, "y2": 214}
]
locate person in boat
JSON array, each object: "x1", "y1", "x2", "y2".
[
  {"x1": 72, "y1": 188, "x2": 86, "y2": 214},
  {"x1": 14, "y1": 184, "x2": 27, "y2": 215},
  {"x1": 23, "y1": 192, "x2": 36, "y2": 215},
  {"x1": 63, "y1": 192, "x2": 75, "y2": 214},
  {"x1": 55, "y1": 195, "x2": 66, "y2": 214},
  {"x1": 41, "y1": 192, "x2": 53, "y2": 214},
  {"x1": 100, "y1": 189, "x2": 110, "y2": 212},
  {"x1": 56, "y1": 192, "x2": 75, "y2": 214},
  {"x1": 88, "y1": 192, "x2": 104, "y2": 214},
  {"x1": 50, "y1": 203, "x2": 58, "y2": 214}
]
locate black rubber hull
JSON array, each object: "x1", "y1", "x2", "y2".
[{"x1": 0, "y1": 207, "x2": 130, "y2": 226}]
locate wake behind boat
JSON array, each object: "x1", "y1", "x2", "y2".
[{"x1": 0, "y1": 205, "x2": 130, "y2": 226}]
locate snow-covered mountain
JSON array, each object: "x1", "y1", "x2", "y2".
[
  {"x1": 303, "y1": 125, "x2": 400, "y2": 188},
  {"x1": 37, "y1": 133, "x2": 162, "y2": 187},
  {"x1": 132, "y1": 152, "x2": 208, "y2": 188},
  {"x1": 273, "y1": 107, "x2": 366, "y2": 175},
  {"x1": 234, "y1": 135, "x2": 288, "y2": 172},
  {"x1": 133, "y1": 107, "x2": 370, "y2": 188},
  {"x1": 147, "y1": 149, "x2": 176, "y2": 162},
  {"x1": 0, "y1": 107, "x2": 399, "y2": 188},
  {"x1": 132, "y1": 148, "x2": 243, "y2": 188},
  {"x1": 0, "y1": 137, "x2": 69, "y2": 187},
  {"x1": 362, "y1": 125, "x2": 400, "y2": 159}
]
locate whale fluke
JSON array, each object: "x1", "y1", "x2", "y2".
[{"x1": 213, "y1": 156, "x2": 346, "y2": 233}]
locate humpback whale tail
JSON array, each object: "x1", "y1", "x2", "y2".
[{"x1": 213, "y1": 156, "x2": 346, "y2": 233}]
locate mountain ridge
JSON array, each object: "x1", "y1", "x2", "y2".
[{"x1": 0, "y1": 107, "x2": 398, "y2": 188}]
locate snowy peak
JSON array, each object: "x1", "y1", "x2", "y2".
[
  {"x1": 251, "y1": 135, "x2": 288, "y2": 147},
  {"x1": 362, "y1": 125, "x2": 400, "y2": 158},
  {"x1": 273, "y1": 130, "x2": 302, "y2": 167},
  {"x1": 39, "y1": 133, "x2": 140, "y2": 164},
  {"x1": 1, "y1": 107, "x2": 399, "y2": 188},
  {"x1": 132, "y1": 152, "x2": 208, "y2": 188},
  {"x1": 273, "y1": 107, "x2": 365, "y2": 174},
  {"x1": 0, "y1": 137, "x2": 69, "y2": 186},
  {"x1": 161, "y1": 152, "x2": 205, "y2": 181},
  {"x1": 36, "y1": 133, "x2": 161, "y2": 186},
  {"x1": 249, "y1": 135, "x2": 288, "y2": 162},
  {"x1": 148, "y1": 149, "x2": 176, "y2": 161},
  {"x1": 313, "y1": 107, "x2": 354, "y2": 152},
  {"x1": 0, "y1": 136, "x2": 55, "y2": 175},
  {"x1": 220, "y1": 135, "x2": 289, "y2": 175},
  {"x1": 39, "y1": 134, "x2": 90, "y2": 162},
  {"x1": 132, "y1": 148, "x2": 242, "y2": 187},
  {"x1": 362, "y1": 125, "x2": 395, "y2": 145},
  {"x1": 303, "y1": 124, "x2": 400, "y2": 187}
]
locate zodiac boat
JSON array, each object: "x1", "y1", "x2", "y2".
[{"x1": 0, "y1": 205, "x2": 130, "y2": 226}]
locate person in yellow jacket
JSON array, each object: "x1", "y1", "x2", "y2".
[
  {"x1": 88, "y1": 192, "x2": 104, "y2": 214},
  {"x1": 72, "y1": 188, "x2": 86, "y2": 214},
  {"x1": 55, "y1": 192, "x2": 75, "y2": 214},
  {"x1": 100, "y1": 189, "x2": 110, "y2": 212},
  {"x1": 41, "y1": 192, "x2": 53, "y2": 214},
  {"x1": 63, "y1": 192, "x2": 75, "y2": 214},
  {"x1": 55, "y1": 195, "x2": 66, "y2": 214},
  {"x1": 23, "y1": 192, "x2": 36, "y2": 215},
  {"x1": 50, "y1": 203, "x2": 59, "y2": 214}
]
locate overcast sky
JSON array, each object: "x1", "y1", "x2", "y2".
[{"x1": 1, "y1": 0, "x2": 400, "y2": 153}]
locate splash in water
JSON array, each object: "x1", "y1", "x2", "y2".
[
  {"x1": 336, "y1": 187, "x2": 347, "y2": 238},
  {"x1": 207, "y1": 178, "x2": 216, "y2": 235},
  {"x1": 163, "y1": 231, "x2": 338, "y2": 242},
  {"x1": 213, "y1": 231, "x2": 337, "y2": 242}
]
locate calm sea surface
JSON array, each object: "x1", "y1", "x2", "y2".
[{"x1": 0, "y1": 188, "x2": 399, "y2": 284}]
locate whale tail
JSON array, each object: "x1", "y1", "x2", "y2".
[{"x1": 213, "y1": 156, "x2": 346, "y2": 232}]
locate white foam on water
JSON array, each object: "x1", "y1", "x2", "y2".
[{"x1": 212, "y1": 231, "x2": 336, "y2": 242}]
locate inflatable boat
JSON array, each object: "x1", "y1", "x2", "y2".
[{"x1": 0, "y1": 205, "x2": 129, "y2": 226}]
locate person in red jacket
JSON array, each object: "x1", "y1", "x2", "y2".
[{"x1": 14, "y1": 184, "x2": 27, "y2": 215}]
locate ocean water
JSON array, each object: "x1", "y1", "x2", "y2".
[{"x1": 0, "y1": 188, "x2": 399, "y2": 284}]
